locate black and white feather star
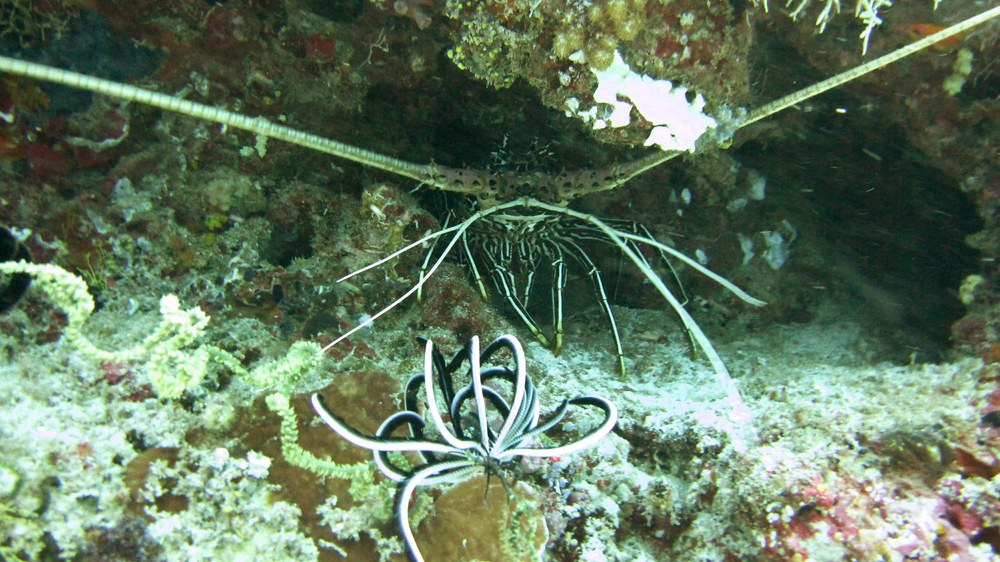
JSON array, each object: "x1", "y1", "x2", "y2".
[{"x1": 311, "y1": 334, "x2": 618, "y2": 562}]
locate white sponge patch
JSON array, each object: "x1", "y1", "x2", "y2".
[{"x1": 573, "y1": 51, "x2": 717, "y2": 153}]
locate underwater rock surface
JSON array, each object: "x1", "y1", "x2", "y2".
[{"x1": 0, "y1": 1, "x2": 997, "y2": 561}]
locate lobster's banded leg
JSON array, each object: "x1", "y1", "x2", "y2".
[
  {"x1": 459, "y1": 227, "x2": 491, "y2": 302},
  {"x1": 631, "y1": 223, "x2": 690, "y2": 307},
  {"x1": 562, "y1": 239, "x2": 626, "y2": 375},
  {"x1": 551, "y1": 256, "x2": 566, "y2": 356},
  {"x1": 482, "y1": 244, "x2": 554, "y2": 350}
]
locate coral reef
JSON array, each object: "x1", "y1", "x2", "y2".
[{"x1": 0, "y1": 1, "x2": 998, "y2": 561}]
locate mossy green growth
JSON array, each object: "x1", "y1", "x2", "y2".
[
  {"x1": 0, "y1": 260, "x2": 326, "y2": 399},
  {"x1": 265, "y1": 392, "x2": 371, "y2": 481},
  {"x1": 245, "y1": 341, "x2": 323, "y2": 392},
  {"x1": 148, "y1": 345, "x2": 213, "y2": 400},
  {"x1": 1, "y1": 261, "x2": 95, "y2": 329},
  {"x1": 203, "y1": 212, "x2": 229, "y2": 231}
]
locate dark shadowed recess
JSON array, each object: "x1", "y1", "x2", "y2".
[
  {"x1": 737, "y1": 34, "x2": 982, "y2": 360},
  {"x1": 356, "y1": 49, "x2": 621, "y2": 174}
]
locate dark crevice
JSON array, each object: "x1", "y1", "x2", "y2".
[{"x1": 736, "y1": 93, "x2": 982, "y2": 358}]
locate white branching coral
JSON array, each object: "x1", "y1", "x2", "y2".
[
  {"x1": 854, "y1": 0, "x2": 894, "y2": 54},
  {"x1": 0, "y1": 260, "x2": 323, "y2": 399},
  {"x1": 777, "y1": 0, "x2": 936, "y2": 54}
]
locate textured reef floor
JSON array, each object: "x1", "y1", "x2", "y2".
[{"x1": 0, "y1": 1, "x2": 998, "y2": 561}]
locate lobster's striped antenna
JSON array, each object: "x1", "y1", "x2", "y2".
[
  {"x1": 0, "y1": 53, "x2": 444, "y2": 186},
  {"x1": 744, "y1": 4, "x2": 1000, "y2": 127},
  {"x1": 0, "y1": 4, "x2": 996, "y2": 201}
]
